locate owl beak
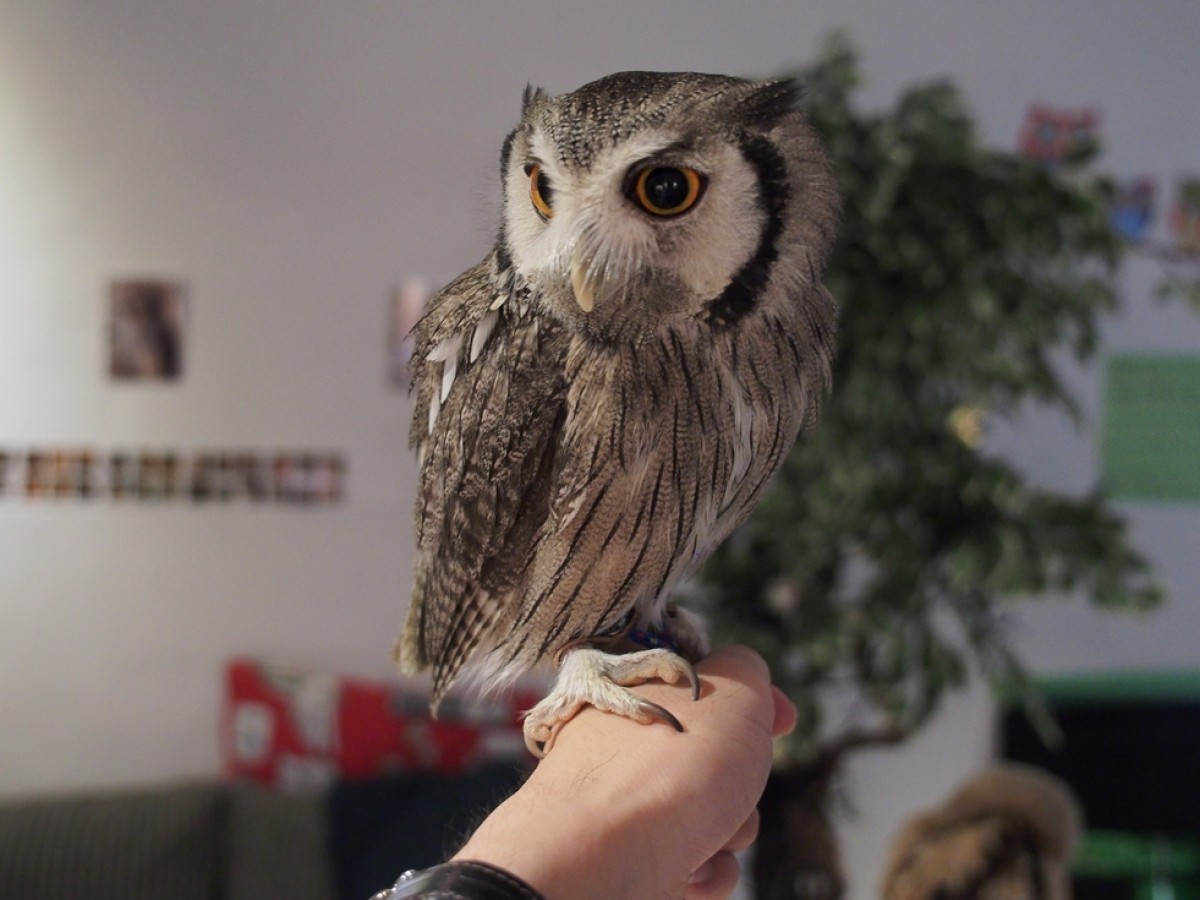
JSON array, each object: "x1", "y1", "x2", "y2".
[{"x1": 570, "y1": 252, "x2": 597, "y2": 313}]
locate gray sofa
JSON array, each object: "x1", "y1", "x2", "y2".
[
  {"x1": 0, "y1": 780, "x2": 334, "y2": 900},
  {"x1": 0, "y1": 764, "x2": 525, "y2": 900}
]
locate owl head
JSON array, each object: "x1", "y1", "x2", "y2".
[{"x1": 498, "y1": 71, "x2": 838, "y2": 344}]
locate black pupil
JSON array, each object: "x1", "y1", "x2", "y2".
[
  {"x1": 536, "y1": 171, "x2": 553, "y2": 206},
  {"x1": 644, "y1": 168, "x2": 689, "y2": 209}
]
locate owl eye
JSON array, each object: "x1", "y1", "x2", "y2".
[
  {"x1": 525, "y1": 164, "x2": 554, "y2": 220},
  {"x1": 630, "y1": 166, "x2": 705, "y2": 217}
]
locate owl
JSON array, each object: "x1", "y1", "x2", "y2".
[{"x1": 396, "y1": 71, "x2": 839, "y2": 754}]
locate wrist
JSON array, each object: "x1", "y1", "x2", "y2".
[{"x1": 452, "y1": 749, "x2": 659, "y2": 900}]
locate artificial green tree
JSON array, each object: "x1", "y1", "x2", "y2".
[{"x1": 698, "y1": 34, "x2": 1165, "y2": 900}]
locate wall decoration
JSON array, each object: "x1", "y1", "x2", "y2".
[
  {"x1": 1108, "y1": 175, "x2": 1200, "y2": 281},
  {"x1": 108, "y1": 451, "x2": 140, "y2": 499},
  {"x1": 22, "y1": 451, "x2": 53, "y2": 497},
  {"x1": 0, "y1": 446, "x2": 346, "y2": 506},
  {"x1": 1016, "y1": 100, "x2": 1200, "y2": 295},
  {"x1": 1109, "y1": 176, "x2": 1157, "y2": 244},
  {"x1": 1017, "y1": 103, "x2": 1100, "y2": 165},
  {"x1": 1169, "y1": 177, "x2": 1200, "y2": 256},
  {"x1": 1101, "y1": 354, "x2": 1200, "y2": 503},
  {"x1": 108, "y1": 278, "x2": 186, "y2": 381},
  {"x1": 388, "y1": 278, "x2": 435, "y2": 390},
  {"x1": 271, "y1": 452, "x2": 345, "y2": 504}
]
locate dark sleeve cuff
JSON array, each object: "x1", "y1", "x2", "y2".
[{"x1": 373, "y1": 860, "x2": 547, "y2": 900}]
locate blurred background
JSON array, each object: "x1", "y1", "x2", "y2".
[{"x1": 1, "y1": 2, "x2": 1197, "y2": 898}]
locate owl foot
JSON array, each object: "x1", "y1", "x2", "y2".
[{"x1": 522, "y1": 646, "x2": 699, "y2": 758}]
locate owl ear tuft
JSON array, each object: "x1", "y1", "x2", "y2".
[
  {"x1": 740, "y1": 78, "x2": 804, "y2": 129},
  {"x1": 522, "y1": 84, "x2": 548, "y2": 116}
]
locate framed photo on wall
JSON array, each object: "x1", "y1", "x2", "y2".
[{"x1": 108, "y1": 278, "x2": 186, "y2": 381}]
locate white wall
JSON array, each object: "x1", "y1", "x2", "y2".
[{"x1": 1, "y1": 2, "x2": 1197, "y2": 897}]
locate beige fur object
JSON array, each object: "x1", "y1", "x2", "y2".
[{"x1": 881, "y1": 763, "x2": 1084, "y2": 899}]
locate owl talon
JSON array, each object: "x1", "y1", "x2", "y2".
[
  {"x1": 680, "y1": 658, "x2": 700, "y2": 701},
  {"x1": 521, "y1": 646, "x2": 699, "y2": 757},
  {"x1": 524, "y1": 726, "x2": 555, "y2": 759},
  {"x1": 635, "y1": 697, "x2": 685, "y2": 733},
  {"x1": 524, "y1": 697, "x2": 683, "y2": 753}
]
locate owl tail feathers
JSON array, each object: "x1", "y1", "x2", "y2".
[
  {"x1": 391, "y1": 602, "x2": 463, "y2": 719},
  {"x1": 391, "y1": 628, "x2": 423, "y2": 676},
  {"x1": 391, "y1": 628, "x2": 452, "y2": 718},
  {"x1": 393, "y1": 592, "x2": 428, "y2": 673},
  {"x1": 393, "y1": 599, "x2": 454, "y2": 720}
]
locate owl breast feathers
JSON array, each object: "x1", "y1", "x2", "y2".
[{"x1": 397, "y1": 71, "x2": 840, "y2": 708}]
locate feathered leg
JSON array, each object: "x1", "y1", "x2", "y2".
[
  {"x1": 523, "y1": 646, "x2": 700, "y2": 757},
  {"x1": 521, "y1": 607, "x2": 710, "y2": 756}
]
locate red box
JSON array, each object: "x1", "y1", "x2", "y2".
[{"x1": 221, "y1": 658, "x2": 539, "y2": 787}]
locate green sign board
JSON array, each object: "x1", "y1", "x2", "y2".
[{"x1": 1102, "y1": 354, "x2": 1200, "y2": 503}]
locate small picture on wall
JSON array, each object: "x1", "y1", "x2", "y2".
[
  {"x1": 1016, "y1": 103, "x2": 1100, "y2": 166},
  {"x1": 1109, "y1": 177, "x2": 1156, "y2": 244},
  {"x1": 108, "y1": 278, "x2": 186, "y2": 381},
  {"x1": 0, "y1": 451, "x2": 13, "y2": 496},
  {"x1": 388, "y1": 278, "x2": 435, "y2": 390},
  {"x1": 1169, "y1": 177, "x2": 1200, "y2": 255}
]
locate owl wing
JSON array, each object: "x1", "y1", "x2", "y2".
[{"x1": 397, "y1": 253, "x2": 569, "y2": 701}]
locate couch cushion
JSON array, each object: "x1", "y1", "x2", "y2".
[
  {"x1": 226, "y1": 781, "x2": 335, "y2": 900},
  {"x1": 327, "y1": 764, "x2": 526, "y2": 900},
  {"x1": 0, "y1": 782, "x2": 222, "y2": 900}
]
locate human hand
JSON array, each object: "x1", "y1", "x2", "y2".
[{"x1": 453, "y1": 645, "x2": 797, "y2": 900}]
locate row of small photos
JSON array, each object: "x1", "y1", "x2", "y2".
[{"x1": 0, "y1": 448, "x2": 345, "y2": 504}]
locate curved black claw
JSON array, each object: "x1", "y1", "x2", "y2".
[
  {"x1": 681, "y1": 657, "x2": 700, "y2": 701},
  {"x1": 636, "y1": 697, "x2": 685, "y2": 733}
]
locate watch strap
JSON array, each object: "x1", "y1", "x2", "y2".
[{"x1": 373, "y1": 860, "x2": 546, "y2": 900}]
